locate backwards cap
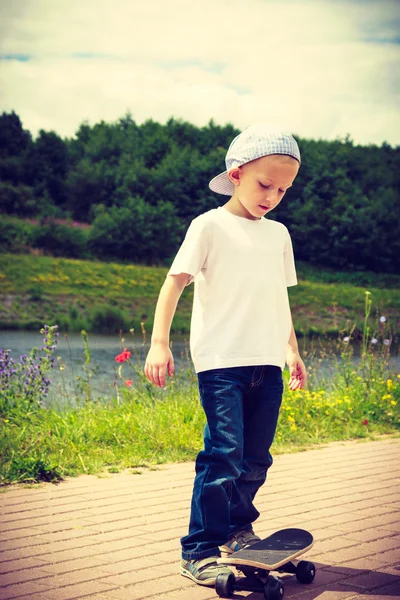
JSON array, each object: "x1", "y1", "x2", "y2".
[{"x1": 209, "y1": 123, "x2": 301, "y2": 196}]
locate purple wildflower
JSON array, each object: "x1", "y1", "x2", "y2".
[{"x1": 1, "y1": 324, "x2": 59, "y2": 406}]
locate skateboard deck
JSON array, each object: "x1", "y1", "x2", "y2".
[{"x1": 218, "y1": 527, "x2": 313, "y2": 571}]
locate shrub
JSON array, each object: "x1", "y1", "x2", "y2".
[{"x1": 32, "y1": 222, "x2": 91, "y2": 258}]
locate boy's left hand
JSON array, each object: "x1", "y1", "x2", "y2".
[{"x1": 286, "y1": 352, "x2": 307, "y2": 391}]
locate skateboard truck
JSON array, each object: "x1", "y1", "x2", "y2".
[{"x1": 216, "y1": 528, "x2": 316, "y2": 599}]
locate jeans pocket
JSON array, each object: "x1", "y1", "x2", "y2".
[{"x1": 250, "y1": 366, "x2": 265, "y2": 387}]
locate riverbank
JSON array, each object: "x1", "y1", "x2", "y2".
[
  {"x1": 1, "y1": 360, "x2": 399, "y2": 484},
  {"x1": 1, "y1": 253, "x2": 400, "y2": 336},
  {"x1": 1, "y1": 322, "x2": 399, "y2": 484}
]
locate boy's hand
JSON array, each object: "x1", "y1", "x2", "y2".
[
  {"x1": 144, "y1": 343, "x2": 174, "y2": 388},
  {"x1": 286, "y1": 351, "x2": 307, "y2": 391}
]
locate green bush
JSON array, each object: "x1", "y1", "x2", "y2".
[
  {"x1": 32, "y1": 222, "x2": 91, "y2": 258},
  {"x1": 88, "y1": 196, "x2": 182, "y2": 264},
  {"x1": 5, "y1": 455, "x2": 62, "y2": 483},
  {"x1": 0, "y1": 181, "x2": 37, "y2": 216},
  {"x1": 0, "y1": 216, "x2": 91, "y2": 258},
  {"x1": 89, "y1": 304, "x2": 131, "y2": 333},
  {"x1": 0, "y1": 216, "x2": 36, "y2": 253}
]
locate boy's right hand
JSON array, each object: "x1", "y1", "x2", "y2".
[{"x1": 144, "y1": 343, "x2": 175, "y2": 388}]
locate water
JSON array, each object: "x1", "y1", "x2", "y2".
[
  {"x1": 1, "y1": 330, "x2": 398, "y2": 405},
  {"x1": 0, "y1": 329, "x2": 191, "y2": 403}
]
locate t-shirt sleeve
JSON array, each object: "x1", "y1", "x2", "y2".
[
  {"x1": 284, "y1": 230, "x2": 297, "y2": 287},
  {"x1": 168, "y1": 216, "x2": 209, "y2": 285}
]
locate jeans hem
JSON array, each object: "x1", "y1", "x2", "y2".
[{"x1": 181, "y1": 548, "x2": 221, "y2": 561}]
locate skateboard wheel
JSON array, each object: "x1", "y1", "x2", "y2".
[
  {"x1": 296, "y1": 560, "x2": 316, "y2": 584},
  {"x1": 216, "y1": 572, "x2": 235, "y2": 597},
  {"x1": 264, "y1": 575, "x2": 284, "y2": 600}
]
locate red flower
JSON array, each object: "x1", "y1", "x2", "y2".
[
  {"x1": 125, "y1": 380, "x2": 133, "y2": 387},
  {"x1": 362, "y1": 419, "x2": 369, "y2": 426},
  {"x1": 115, "y1": 348, "x2": 131, "y2": 363}
]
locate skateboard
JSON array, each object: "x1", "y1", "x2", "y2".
[{"x1": 216, "y1": 528, "x2": 316, "y2": 599}]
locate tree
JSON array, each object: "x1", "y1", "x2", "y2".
[
  {"x1": 89, "y1": 196, "x2": 182, "y2": 264},
  {"x1": 0, "y1": 111, "x2": 32, "y2": 159},
  {"x1": 27, "y1": 130, "x2": 69, "y2": 209},
  {"x1": 0, "y1": 112, "x2": 33, "y2": 207},
  {"x1": 1, "y1": 111, "x2": 399, "y2": 272}
]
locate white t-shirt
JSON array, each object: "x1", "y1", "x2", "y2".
[{"x1": 168, "y1": 207, "x2": 297, "y2": 373}]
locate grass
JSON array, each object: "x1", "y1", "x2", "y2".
[
  {"x1": 1, "y1": 253, "x2": 400, "y2": 336},
  {"x1": 0, "y1": 253, "x2": 192, "y2": 334},
  {"x1": 0, "y1": 305, "x2": 399, "y2": 485},
  {"x1": 1, "y1": 366, "x2": 399, "y2": 486}
]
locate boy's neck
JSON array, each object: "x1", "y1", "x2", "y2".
[{"x1": 223, "y1": 198, "x2": 261, "y2": 221}]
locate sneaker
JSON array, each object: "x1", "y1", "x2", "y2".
[
  {"x1": 219, "y1": 528, "x2": 261, "y2": 554},
  {"x1": 180, "y1": 556, "x2": 234, "y2": 587}
]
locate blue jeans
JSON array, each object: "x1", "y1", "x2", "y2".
[{"x1": 181, "y1": 365, "x2": 283, "y2": 560}]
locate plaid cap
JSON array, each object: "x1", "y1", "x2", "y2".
[{"x1": 209, "y1": 123, "x2": 301, "y2": 196}]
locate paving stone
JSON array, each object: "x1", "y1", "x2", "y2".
[
  {"x1": 0, "y1": 567, "x2": 56, "y2": 586},
  {"x1": 0, "y1": 557, "x2": 50, "y2": 575},
  {"x1": 11, "y1": 580, "x2": 117, "y2": 600},
  {"x1": 0, "y1": 438, "x2": 399, "y2": 600},
  {"x1": 35, "y1": 556, "x2": 117, "y2": 575},
  {"x1": 344, "y1": 569, "x2": 400, "y2": 591},
  {"x1": 0, "y1": 580, "x2": 52, "y2": 599},
  {"x1": 355, "y1": 581, "x2": 400, "y2": 598},
  {"x1": 283, "y1": 583, "x2": 370, "y2": 599}
]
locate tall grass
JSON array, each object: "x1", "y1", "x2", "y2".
[{"x1": 0, "y1": 292, "x2": 399, "y2": 485}]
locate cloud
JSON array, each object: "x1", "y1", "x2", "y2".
[{"x1": 0, "y1": 0, "x2": 399, "y2": 145}]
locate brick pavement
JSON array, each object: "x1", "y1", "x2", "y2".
[{"x1": 0, "y1": 438, "x2": 399, "y2": 600}]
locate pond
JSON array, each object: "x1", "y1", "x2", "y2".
[
  {"x1": 1, "y1": 330, "x2": 191, "y2": 403},
  {"x1": 1, "y1": 329, "x2": 399, "y2": 405}
]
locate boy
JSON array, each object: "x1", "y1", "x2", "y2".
[{"x1": 144, "y1": 123, "x2": 307, "y2": 587}]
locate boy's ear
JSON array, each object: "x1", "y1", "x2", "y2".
[{"x1": 228, "y1": 167, "x2": 241, "y2": 187}]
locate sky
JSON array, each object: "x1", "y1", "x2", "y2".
[{"x1": 0, "y1": 0, "x2": 399, "y2": 146}]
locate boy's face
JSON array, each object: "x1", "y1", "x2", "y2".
[{"x1": 227, "y1": 154, "x2": 299, "y2": 220}]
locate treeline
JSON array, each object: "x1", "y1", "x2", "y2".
[{"x1": 1, "y1": 111, "x2": 399, "y2": 272}]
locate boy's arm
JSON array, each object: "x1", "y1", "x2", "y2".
[
  {"x1": 145, "y1": 273, "x2": 190, "y2": 388},
  {"x1": 286, "y1": 319, "x2": 307, "y2": 391}
]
